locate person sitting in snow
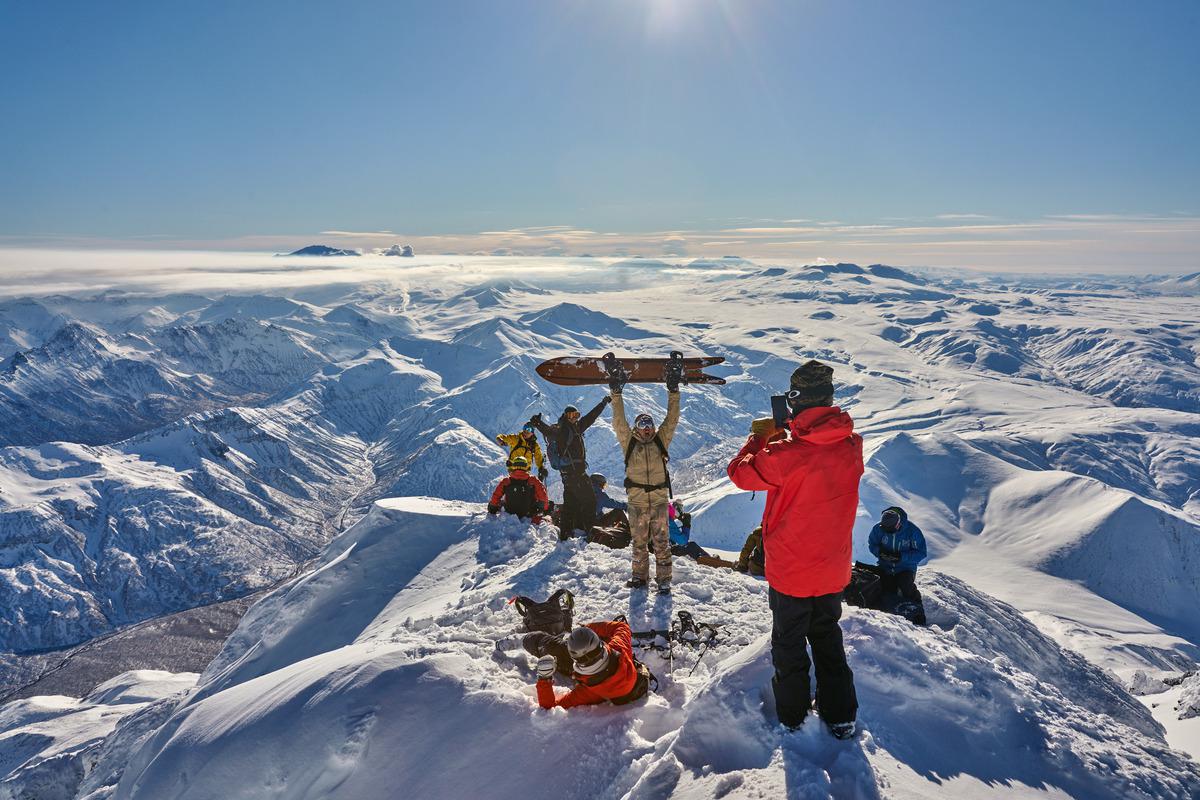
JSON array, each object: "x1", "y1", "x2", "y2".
[
  {"x1": 610, "y1": 365, "x2": 681, "y2": 594},
  {"x1": 495, "y1": 423, "x2": 549, "y2": 481},
  {"x1": 867, "y1": 506, "x2": 927, "y2": 623},
  {"x1": 522, "y1": 620, "x2": 649, "y2": 709},
  {"x1": 735, "y1": 525, "x2": 766, "y2": 576},
  {"x1": 666, "y1": 500, "x2": 709, "y2": 560},
  {"x1": 487, "y1": 456, "x2": 549, "y2": 523},
  {"x1": 530, "y1": 397, "x2": 611, "y2": 541},
  {"x1": 592, "y1": 472, "x2": 627, "y2": 518}
]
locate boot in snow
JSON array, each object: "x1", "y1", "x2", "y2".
[
  {"x1": 829, "y1": 721, "x2": 855, "y2": 740},
  {"x1": 656, "y1": 580, "x2": 672, "y2": 595},
  {"x1": 626, "y1": 578, "x2": 648, "y2": 590}
]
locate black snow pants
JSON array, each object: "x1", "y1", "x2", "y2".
[
  {"x1": 769, "y1": 587, "x2": 858, "y2": 728},
  {"x1": 558, "y1": 471, "x2": 596, "y2": 541},
  {"x1": 881, "y1": 570, "x2": 921, "y2": 602},
  {"x1": 522, "y1": 631, "x2": 573, "y2": 676}
]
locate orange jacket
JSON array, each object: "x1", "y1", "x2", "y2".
[
  {"x1": 537, "y1": 621, "x2": 638, "y2": 709},
  {"x1": 727, "y1": 406, "x2": 864, "y2": 598}
]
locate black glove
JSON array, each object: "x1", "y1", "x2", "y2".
[
  {"x1": 602, "y1": 395, "x2": 612, "y2": 406},
  {"x1": 529, "y1": 413, "x2": 542, "y2": 426},
  {"x1": 609, "y1": 376, "x2": 625, "y2": 394},
  {"x1": 538, "y1": 467, "x2": 549, "y2": 481},
  {"x1": 665, "y1": 369, "x2": 680, "y2": 393},
  {"x1": 487, "y1": 503, "x2": 500, "y2": 515},
  {"x1": 880, "y1": 549, "x2": 901, "y2": 563}
]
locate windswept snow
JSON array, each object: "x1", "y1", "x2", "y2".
[
  {"x1": 0, "y1": 255, "x2": 1199, "y2": 796},
  {"x1": 101, "y1": 501, "x2": 1200, "y2": 800}
]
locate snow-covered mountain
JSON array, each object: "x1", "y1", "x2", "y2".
[{"x1": 0, "y1": 255, "x2": 1198, "y2": 797}]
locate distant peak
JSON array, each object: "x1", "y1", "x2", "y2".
[{"x1": 283, "y1": 245, "x2": 361, "y2": 257}]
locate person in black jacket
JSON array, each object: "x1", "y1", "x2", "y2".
[{"x1": 530, "y1": 397, "x2": 611, "y2": 541}]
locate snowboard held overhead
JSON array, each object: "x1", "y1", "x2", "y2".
[{"x1": 535, "y1": 351, "x2": 726, "y2": 386}]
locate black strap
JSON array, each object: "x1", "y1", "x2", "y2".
[{"x1": 623, "y1": 434, "x2": 672, "y2": 497}]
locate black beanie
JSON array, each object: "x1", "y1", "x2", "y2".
[{"x1": 788, "y1": 360, "x2": 835, "y2": 411}]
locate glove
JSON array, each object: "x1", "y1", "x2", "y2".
[
  {"x1": 487, "y1": 503, "x2": 500, "y2": 515},
  {"x1": 880, "y1": 549, "x2": 901, "y2": 563},
  {"x1": 495, "y1": 435, "x2": 505, "y2": 445},
  {"x1": 536, "y1": 654, "x2": 556, "y2": 680},
  {"x1": 538, "y1": 467, "x2": 549, "y2": 481},
  {"x1": 609, "y1": 374, "x2": 626, "y2": 394},
  {"x1": 665, "y1": 370, "x2": 680, "y2": 394},
  {"x1": 601, "y1": 395, "x2": 612, "y2": 407},
  {"x1": 529, "y1": 413, "x2": 542, "y2": 426},
  {"x1": 751, "y1": 417, "x2": 783, "y2": 439}
]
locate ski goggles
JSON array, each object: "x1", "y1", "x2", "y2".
[
  {"x1": 522, "y1": 424, "x2": 536, "y2": 434},
  {"x1": 634, "y1": 414, "x2": 655, "y2": 430},
  {"x1": 573, "y1": 643, "x2": 608, "y2": 673}
]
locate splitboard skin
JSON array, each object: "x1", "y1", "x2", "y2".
[{"x1": 536, "y1": 355, "x2": 726, "y2": 386}]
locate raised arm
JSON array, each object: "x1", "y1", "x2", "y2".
[
  {"x1": 610, "y1": 392, "x2": 632, "y2": 449},
  {"x1": 657, "y1": 389, "x2": 681, "y2": 447},
  {"x1": 578, "y1": 396, "x2": 611, "y2": 433}
]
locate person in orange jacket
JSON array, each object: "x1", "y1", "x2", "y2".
[
  {"x1": 487, "y1": 456, "x2": 549, "y2": 523},
  {"x1": 522, "y1": 621, "x2": 647, "y2": 709}
]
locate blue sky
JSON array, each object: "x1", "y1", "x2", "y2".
[{"x1": 2, "y1": 1, "x2": 1198, "y2": 269}]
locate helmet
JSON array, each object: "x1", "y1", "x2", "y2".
[
  {"x1": 567, "y1": 627, "x2": 608, "y2": 675},
  {"x1": 509, "y1": 455, "x2": 530, "y2": 471},
  {"x1": 590, "y1": 473, "x2": 607, "y2": 488}
]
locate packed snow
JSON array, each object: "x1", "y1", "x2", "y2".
[{"x1": 0, "y1": 255, "x2": 1198, "y2": 797}]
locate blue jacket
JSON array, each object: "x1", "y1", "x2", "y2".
[
  {"x1": 668, "y1": 517, "x2": 688, "y2": 547},
  {"x1": 867, "y1": 507, "x2": 927, "y2": 575},
  {"x1": 595, "y1": 487, "x2": 626, "y2": 515}
]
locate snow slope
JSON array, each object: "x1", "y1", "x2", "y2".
[
  {"x1": 99, "y1": 500, "x2": 1200, "y2": 800},
  {"x1": 0, "y1": 255, "x2": 1198, "y2": 793}
]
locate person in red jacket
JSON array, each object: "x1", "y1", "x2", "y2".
[
  {"x1": 522, "y1": 621, "x2": 647, "y2": 709},
  {"x1": 487, "y1": 456, "x2": 549, "y2": 523},
  {"x1": 727, "y1": 360, "x2": 864, "y2": 740}
]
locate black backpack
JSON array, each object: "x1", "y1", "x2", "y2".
[
  {"x1": 843, "y1": 562, "x2": 883, "y2": 610},
  {"x1": 511, "y1": 589, "x2": 574, "y2": 635},
  {"x1": 503, "y1": 478, "x2": 536, "y2": 517}
]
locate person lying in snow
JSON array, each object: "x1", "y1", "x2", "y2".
[
  {"x1": 867, "y1": 506, "x2": 927, "y2": 623},
  {"x1": 487, "y1": 456, "x2": 549, "y2": 523},
  {"x1": 495, "y1": 423, "x2": 549, "y2": 481},
  {"x1": 522, "y1": 621, "x2": 648, "y2": 709}
]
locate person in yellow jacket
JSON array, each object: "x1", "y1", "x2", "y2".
[
  {"x1": 610, "y1": 371, "x2": 681, "y2": 594},
  {"x1": 496, "y1": 423, "x2": 548, "y2": 481}
]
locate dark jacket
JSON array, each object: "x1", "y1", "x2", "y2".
[
  {"x1": 868, "y1": 506, "x2": 927, "y2": 575},
  {"x1": 531, "y1": 398, "x2": 609, "y2": 475}
]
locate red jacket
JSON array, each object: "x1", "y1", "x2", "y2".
[
  {"x1": 537, "y1": 621, "x2": 638, "y2": 709},
  {"x1": 726, "y1": 406, "x2": 864, "y2": 598},
  {"x1": 488, "y1": 471, "x2": 549, "y2": 521}
]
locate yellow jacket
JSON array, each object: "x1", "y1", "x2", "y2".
[{"x1": 496, "y1": 432, "x2": 545, "y2": 472}]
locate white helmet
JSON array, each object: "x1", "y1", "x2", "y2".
[{"x1": 567, "y1": 627, "x2": 609, "y2": 675}]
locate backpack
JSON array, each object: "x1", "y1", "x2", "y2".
[
  {"x1": 610, "y1": 658, "x2": 656, "y2": 705},
  {"x1": 843, "y1": 562, "x2": 883, "y2": 610},
  {"x1": 623, "y1": 434, "x2": 671, "y2": 496},
  {"x1": 503, "y1": 478, "x2": 535, "y2": 517},
  {"x1": 511, "y1": 589, "x2": 574, "y2": 635},
  {"x1": 546, "y1": 429, "x2": 580, "y2": 472}
]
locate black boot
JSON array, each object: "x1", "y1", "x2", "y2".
[{"x1": 626, "y1": 578, "x2": 647, "y2": 589}]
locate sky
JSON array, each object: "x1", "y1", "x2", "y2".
[{"x1": 2, "y1": 0, "x2": 1198, "y2": 271}]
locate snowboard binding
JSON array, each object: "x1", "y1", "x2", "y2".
[{"x1": 664, "y1": 350, "x2": 685, "y2": 391}]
